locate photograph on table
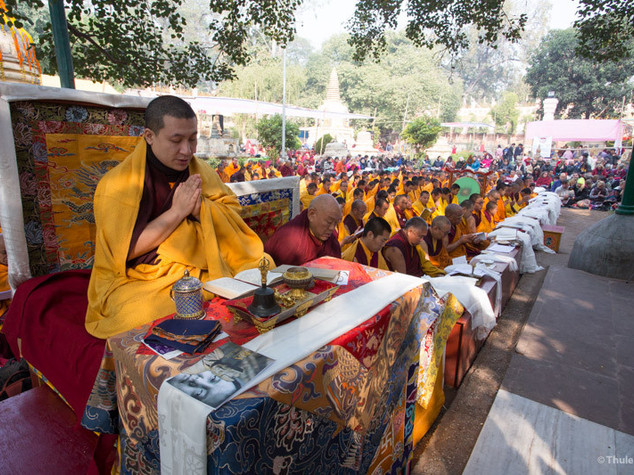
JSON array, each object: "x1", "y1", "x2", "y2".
[{"x1": 167, "y1": 341, "x2": 274, "y2": 409}]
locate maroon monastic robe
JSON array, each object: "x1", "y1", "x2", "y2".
[
  {"x1": 264, "y1": 210, "x2": 341, "y2": 266},
  {"x1": 383, "y1": 229, "x2": 423, "y2": 277}
]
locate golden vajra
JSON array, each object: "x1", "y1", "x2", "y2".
[{"x1": 258, "y1": 256, "x2": 270, "y2": 287}]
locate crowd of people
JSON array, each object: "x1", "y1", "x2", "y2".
[
  {"x1": 216, "y1": 143, "x2": 629, "y2": 214},
  {"x1": 218, "y1": 143, "x2": 629, "y2": 280}
]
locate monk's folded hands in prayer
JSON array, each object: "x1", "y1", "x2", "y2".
[{"x1": 127, "y1": 174, "x2": 202, "y2": 261}]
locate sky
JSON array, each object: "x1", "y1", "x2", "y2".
[{"x1": 296, "y1": 0, "x2": 580, "y2": 50}]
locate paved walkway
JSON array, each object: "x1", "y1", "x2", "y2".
[
  {"x1": 465, "y1": 265, "x2": 634, "y2": 474},
  {"x1": 412, "y1": 208, "x2": 634, "y2": 474}
]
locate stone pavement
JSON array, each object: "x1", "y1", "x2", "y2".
[
  {"x1": 464, "y1": 264, "x2": 634, "y2": 474},
  {"x1": 412, "y1": 208, "x2": 634, "y2": 474}
]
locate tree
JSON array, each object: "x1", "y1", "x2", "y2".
[
  {"x1": 447, "y1": 0, "x2": 553, "y2": 101},
  {"x1": 215, "y1": 33, "x2": 318, "y2": 106},
  {"x1": 574, "y1": 0, "x2": 634, "y2": 62},
  {"x1": 256, "y1": 115, "x2": 301, "y2": 159},
  {"x1": 346, "y1": 0, "x2": 527, "y2": 64},
  {"x1": 5, "y1": 0, "x2": 634, "y2": 90},
  {"x1": 401, "y1": 117, "x2": 442, "y2": 154},
  {"x1": 314, "y1": 134, "x2": 334, "y2": 154},
  {"x1": 491, "y1": 92, "x2": 520, "y2": 134},
  {"x1": 301, "y1": 33, "x2": 463, "y2": 138},
  {"x1": 1, "y1": 0, "x2": 300, "y2": 88},
  {"x1": 525, "y1": 29, "x2": 634, "y2": 119},
  {"x1": 220, "y1": 32, "x2": 463, "y2": 139}
]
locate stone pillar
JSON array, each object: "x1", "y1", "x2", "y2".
[
  {"x1": 542, "y1": 97, "x2": 558, "y2": 121},
  {"x1": 615, "y1": 157, "x2": 634, "y2": 216},
  {"x1": 569, "y1": 159, "x2": 634, "y2": 280}
]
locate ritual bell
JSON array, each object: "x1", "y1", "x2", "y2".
[
  {"x1": 247, "y1": 257, "x2": 281, "y2": 318},
  {"x1": 170, "y1": 269, "x2": 205, "y2": 319}
]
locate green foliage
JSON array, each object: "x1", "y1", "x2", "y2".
[
  {"x1": 346, "y1": 0, "x2": 527, "y2": 64},
  {"x1": 1, "y1": 0, "x2": 300, "y2": 88},
  {"x1": 456, "y1": 150, "x2": 472, "y2": 160},
  {"x1": 574, "y1": 0, "x2": 634, "y2": 62},
  {"x1": 314, "y1": 134, "x2": 334, "y2": 154},
  {"x1": 491, "y1": 92, "x2": 520, "y2": 134},
  {"x1": 217, "y1": 52, "x2": 312, "y2": 106},
  {"x1": 5, "y1": 0, "x2": 634, "y2": 93},
  {"x1": 402, "y1": 116, "x2": 442, "y2": 152},
  {"x1": 256, "y1": 114, "x2": 301, "y2": 159},
  {"x1": 203, "y1": 156, "x2": 262, "y2": 169},
  {"x1": 230, "y1": 114, "x2": 259, "y2": 143},
  {"x1": 525, "y1": 29, "x2": 634, "y2": 119},
  {"x1": 219, "y1": 32, "x2": 463, "y2": 138}
]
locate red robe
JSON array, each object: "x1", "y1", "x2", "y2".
[{"x1": 264, "y1": 210, "x2": 341, "y2": 266}]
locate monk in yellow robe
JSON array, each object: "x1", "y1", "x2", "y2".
[
  {"x1": 431, "y1": 188, "x2": 450, "y2": 219},
  {"x1": 339, "y1": 199, "x2": 366, "y2": 251},
  {"x1": 331, "y1": 180, "x2": 349, "y2": 202},
  {"x1": 342, "y1": 217, "x2": 391, "y2": 270},
  {"x1": 384, "y1": 195, "x2": 409, "y2": 234},
  {"x1": 444, "y1": 204, "x2": 475, "y2": 260},
  {"x1": 450, "y1": 183, "x2": 460, "y2": 204},
  {"x1": 422, "y1": 180, "x2": 434, "y2": 194},
  {"x1": 460, "y1": 199, "x2": 489, "y2": 256},
  {"x1": 412, "y1": 190, "x2": 436, "y2": 224},
  {"x1": 251, "y1": 162, "x2": 264, "y2": 180},
  {"x1": 266, "y1": 164, "x2": 282, "y2": 178},
  {"x1": 495, "y1": 194, "x2": 507, "y2": 223},
  {"x1": 301, "y1": 183, "x2": 318, "y2": 210},
  {"x1": 224, "y1": 158, "x2": 240, "y2": 181},
  {"x1": 316, "y1": 176, "x2": 333, "y2": 195},
  {"x1": 345, "y1": 188, "x2": 365, "y2": 217},
  {"x1": 217, "y1": 161, "x2": 230, "y2": 183},
  {"x1": 411, "y1": 190, "x2": 428, "y2": 216},
  {"x1": 86, "y1": 96, "x2": 266, "y2": 339},
  {"x1": 477, "y1": 201, "x2": 498, "y2": 234},
  {"x1": 421, "y1": 216, "x2": 452, "y2": 269},
  {"x1": 517, "y1": 187, "x2": 532, "y2": 210}
]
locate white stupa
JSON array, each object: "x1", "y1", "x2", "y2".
[
  {"x1": 350, "y1": 130, "x2": 380, "y2": 156},
  {"x1": 301, "y1": 68, "x2": 355, "y2": 149}
]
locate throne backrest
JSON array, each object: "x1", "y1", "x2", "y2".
[{"x1": 0, "y1": 84, "x2": 299, "y2": 287}]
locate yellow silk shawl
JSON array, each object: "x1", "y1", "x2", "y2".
[{"x1": 86, "y1": 141, "x2": 266, "y2": 338}]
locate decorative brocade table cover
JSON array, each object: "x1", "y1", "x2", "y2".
[{"x1": 94, "y1": 257, "x2": 462, "y2": 474}]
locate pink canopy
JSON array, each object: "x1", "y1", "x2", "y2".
[{"x1": 525, "y1": 119, "x2": 624, "y2": 142}]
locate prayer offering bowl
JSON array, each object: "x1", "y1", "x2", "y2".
[{"x1": 282, "y1": 267, "x2": 313, "y2": 300}]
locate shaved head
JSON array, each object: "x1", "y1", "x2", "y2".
[
  {"x1": 309, "y1": 193, "x2": 340, "y2": 213},
  {"x1": 460, "y1": 199, "x2": 474, "y2": 212},
  {"x1": 444, "y1": 203, "x2": 464, "y2": 225},
  {"x1": 445, "y1": 203, "x2": 462, "y2": 217},
  {"x1": 430, "y1": 215, "x2": 451, "y2": 241},
  {"x1": 404, "y1": 216, "x2": 428, "y2": 232},
  {"x1": 351, "y1": 199, "x2": 366, "y2": 213},
  {"x1": 307, "y1": 194, "x2": 342, "y2": 242},
  {"x1": 394, "y1": 194, "x2": 409, "y2": 209},
  {"x1": 403, "y1": 217, "x2": 428, "y2": 246}
]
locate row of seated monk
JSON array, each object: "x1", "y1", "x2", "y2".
[
  {"x1": 3, "y1": 95, "x2": 528, "y2": 346},
  {"x1": 269, "y1": 169, "x2": 534, "y2": 275},
  {"x1": 298, "y1": 164, "x2": 535, "y2": 220}
]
